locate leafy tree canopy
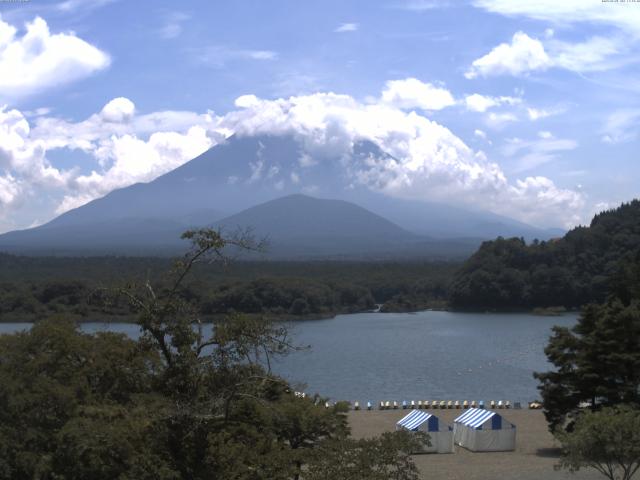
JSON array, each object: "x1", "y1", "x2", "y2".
[
  {"x1": 450, "y1": 200, "x2": 640, "y2": 309},
  {"x1": 535, "y1": 252, "x2": 640, "y2": 431},
  {"x1": 557, "y1": 406, "x2": 640, "y2": 480},
  {"x1": 0, "y1": 228, "x2": 426, "y2": 480}
]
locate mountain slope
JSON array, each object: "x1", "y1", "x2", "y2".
[
  {"x1": 449, "y1": 200, "x2": 640, "y2": 309},
  {"x1": 213, "y1": 194, "x2": 433, "y2": 258},
  {"x1": 0, "y1": 134, "x2": 563, "y2": 256},
  {"x1": 216, "y1": 194, "x2": 413, "y2": 241}
]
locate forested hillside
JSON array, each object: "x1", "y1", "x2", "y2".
[
  {"x1": 0, "y1": 255, "x2": 455, "y2": 322},
  {"x1": 449, "y1": 200, "x2": 640, "y2": 309}
]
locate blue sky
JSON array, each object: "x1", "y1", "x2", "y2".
[{"x1": 0, "y1": 0, "x2": 639, "y2": 233}]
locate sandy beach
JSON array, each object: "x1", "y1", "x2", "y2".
[{"x1": 348, "y1": 408, "x2": 602, "y2": 480}]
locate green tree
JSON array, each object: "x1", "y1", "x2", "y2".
[
  {"x1": 305, "y1": 430, "x2": 428, "y2": 480},
  {"x1": 535, "y1": 299, "x2": 640, "y2": 431},
  {"x1": 556, "y1": 406, "x2": 640, "y2": 480},
  {"x1": 0, "y1": 318, "x2": 161, "y2": 479},
  {"x1": 0, "y1": 228, "x2": 426, "y2": 479},
  {"x1": 535, "y1": 251, "x2": 640, "y2": 432}
]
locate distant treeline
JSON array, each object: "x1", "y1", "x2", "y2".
[
  {"x1": 449, "y1": 200, "x2": 640, "y2": 309},
  {"x1": 3, "y1": 200, "x2": 639, "y2": 320},
  {"x1": 0, "y1": 255, "x2": 457, "y2": 322}
]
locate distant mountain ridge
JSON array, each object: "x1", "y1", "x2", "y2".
[{"x1": 0, "y1": 134, "x2": 564, "y2": 258}]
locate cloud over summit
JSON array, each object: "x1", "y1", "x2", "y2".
[{"x1": 0, "y1": 80, "x2": 585, "y2": 231}]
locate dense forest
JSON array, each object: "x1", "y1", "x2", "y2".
[
  {"x1": 2, "y1": 200, "x2": 639, "y2": 321},
  {"x1": 0, "y1": 255, "x2": 456, "y2": 322},
  {"x1": 449, "y1": 200, "x2": 640, "y2": 309}
]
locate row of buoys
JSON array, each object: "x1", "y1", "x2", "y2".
[
  {"x1": 356, "y1": 400, "x2": 526, "y2": 410},
  {"x1": 319, "y1": 397, "x2": 534, "y2": 410}
]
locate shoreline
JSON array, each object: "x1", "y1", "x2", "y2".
[{"x1": 0, "y1": 306, "x2": 580, "y2": 324}]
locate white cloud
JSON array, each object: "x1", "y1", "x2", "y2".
[
  {"x1": 381, "y1": 78, "x2": 456, "y2": 111},
  {"x1": 56, "y1": 0, "x2": 117, "y2": 12},
  {"x1": 23, "y1": 107, "x2": 52, "y2": 117},
  {"x1": 472, "y1": 0, "x2": 640, "y2": 36},
  {"x1": 298, "y1": 153, "x2": 317, "y2": 168},
  {"x1": 335, "y1": 23, "x2": 358, "y2": 33},
  {"x1": 58, "y1": 125, "x2": 213, "y2": 213},
  {"x1": 0, "y1": 81, "x2": 587, "y2": 231},
  {"x1": 465, "y1": 31, "x2": 551, "y2": 79},
  {"x1": 600, "y1": 109, "x2": 640, "y2": 144},
  {"x1": 474, "y1": 129, "x2": 487, "y2": 139},
  {"x1": 194, "y1": 46, "x2": 278, "y2": 67},
  {"x1": 485, "y1": 111, "x2": 518, "y2": 128},
  {"x1": 502, "y1": 135, "x2": 578, "y2": 173},
  {"x1": 548, "y1": 36, "x2": 623, "y2": 72},
  {"x1": 100, "y1": 97, "x2": 135, "y2": 123},
  {"x1": 0, "y1": 98, "x2": 223, "y2": 226},
  {"x1": 0, "y1": 106, "x2": 67, "y2": 187},
  {"x1": 398, "y1": 0, "x2": 446, "y2": 11},
  {"x1": 0, "y1": 16, "x2": 110, "y2": 101},
  {"x1": 466, "y1": 31, "x2": 623, "y2": 79},
  {"x1": 160, "y1": 11, "x2": 190, "y2": 39},
  {"x1": 234, "y1": 94, "x2": 260, "y2": 108},
  {"x1": 0, "y1": 174, "x2": 21, "y2": 214},
  {"x1": 469, "y1": 2, "x2": 636, "y2": 77},
  {"x1": 227, "y1": 88, "x2": 584, "y2": 228},
  {"x1": 464, "y1": 93, "x2": 521, "y2": 112},
  {"x1": 527, "y1": 107, "x2": 559, "y2": 121}
]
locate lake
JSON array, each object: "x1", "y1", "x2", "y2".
[{"x1": 0, "y1": 310, "x2": 577, "y2": 404}]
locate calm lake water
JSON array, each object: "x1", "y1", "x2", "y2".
[{"x1": 0, "y1": 310, "x2": 578, "y2": 404}]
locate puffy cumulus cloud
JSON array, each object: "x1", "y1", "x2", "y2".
[
  {"x1": 0, "y1": 106, "x2": 67, "y2": 187},
  {"x1": 507, "y1": 176, "x2": 584, "y2": 228},
  {"x1": 465, "y1": 31, "x2": 550, "y2": 79},
  {"x1": 31, "y1": 98, "x2": 223, "y2": 152},
  {"x1": 234, "y1": 94, "x2": 260, "y2": 108},
  {"x1": 227, "y1": 89, "x2": 583, "y2": 228},
  {"x1": 466, "y1": 30, "x2": 627, "y2": 79},
  {"x1": 0, "y1": 16, "x2": 110, "y2": 100},
  {"x1": 0, "y1": 174, "x2": 21, "y2": 215},
  {"x1": 0, "y1": 82, "x2": 585, "y2": 231},
  {"x1": 0, "y1": 97, "x2": 222, "y2": 226},
  {"x1": 58, "y1": 126, "x2": 212, "y2": 213},
  {"x1": 100, "y1": 97, "x2": 135, "y2": 123},
  {"x1": 464, "y1": 93, "x2": 521, "y2": 112},
  {"x1": 0, "y1": 106, "x2": 68, "y2": 225},
  {"x1": 380, "y1": 78, "x2": 456, "y2": 111}
]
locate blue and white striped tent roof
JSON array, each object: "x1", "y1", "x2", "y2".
[
  {"x1": 397, "y1": 410, "x2": 440, "y2": 432},
  {"x1": 454, "y1": 408, "x2": 506, "y2": 429}
]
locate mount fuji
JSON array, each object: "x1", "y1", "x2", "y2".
[{"x1": 0, "y1": 134, "x2": 562, "y2": 258}]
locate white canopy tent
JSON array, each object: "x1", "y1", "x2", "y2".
[
  {"x1": 453, "y1": 408, "x2": 516, "y2": 452},
  {"x1": 396, "y1": 410, "x2": 454, "y2": 453}
]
